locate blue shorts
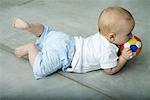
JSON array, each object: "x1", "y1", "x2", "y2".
[{"x1": 33, "y1": 26, "x2": 75, "y2": 80}]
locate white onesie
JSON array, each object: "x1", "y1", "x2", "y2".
[{"x1": 66, "y1": 33, "x2": 119, "y2": 73}]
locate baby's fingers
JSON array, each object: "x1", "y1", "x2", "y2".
[
  {"x1": 127, "y1": 50, "x2": 132, "y2": 55},
  {"x1": 129, "y1": 52, "x2": 136, "y2": 59},
  {"x1": 122, "y1": 48, "x2": 130, "y2": 52}
]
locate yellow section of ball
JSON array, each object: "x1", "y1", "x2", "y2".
[{"x1": 128, "y1": 37, "x2": 137, "y2": 45}]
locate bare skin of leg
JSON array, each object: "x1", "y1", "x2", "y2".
[
  {"x1": 15, "y1": 43, "x2": 38, "y2": 67},
  {"x1": 27, "y1": 43, "x2": 38, "y2": 66},
  {"x1": 13, "y1": 18, "x2": 43, "y2": 67},
  {"x1": 12, "y1": 18, "x2": 44, "y2": 37}
]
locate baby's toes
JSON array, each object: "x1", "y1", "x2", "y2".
[
  {"x1": 12, "y1": 19, "x2": 16, "y2": 28},
  {"x1": 15, "y1": 48, "x2": 21, "y2": 57},
  {"x1": 12, "y1": 18, "x2": 29, "y2": 29}
]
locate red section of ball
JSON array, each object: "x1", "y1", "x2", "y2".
[
  {"x1": 134, "y1": 36, "x2": 142, "y2": 42},
  {"x1": 136, "y1": 47, "x2": 142, "y2": 55}
]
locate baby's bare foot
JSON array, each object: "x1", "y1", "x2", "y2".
[
  {"x1": 15, "y1": 44, "x2": 29, "y2": 58},
  {"x1": 12, "y1": 18, "x2": 30, "y2": 29}
]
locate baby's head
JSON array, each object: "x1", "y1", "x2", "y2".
[{"x1": 98, "y1": 6, "x2": 135, "y2": 45}]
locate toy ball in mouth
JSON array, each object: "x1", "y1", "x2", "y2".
[{"x1": 120, "y1": 36, "x2": 142, "y2": 55}]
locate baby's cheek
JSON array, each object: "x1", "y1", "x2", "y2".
[{"x1": 123, "y1": 38, "x2": 129, "y2": 44}]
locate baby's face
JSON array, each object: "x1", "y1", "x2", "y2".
[
  {"x1": 113, "y1": 18, "x2": 134, "y2": 45},
  {"x1": 115, "y1": 31, "x2": 133, "y2": 45}
]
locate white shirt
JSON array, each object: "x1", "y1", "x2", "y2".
[{"x1": 66, "y1": 33, "x2": 119, "y2": 73}]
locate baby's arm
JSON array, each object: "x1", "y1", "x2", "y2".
[{"x1": 104, "y1": 48, "x2": 136, "y2": 75}]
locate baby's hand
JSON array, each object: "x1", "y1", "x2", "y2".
[{"x1": 121, "y1": 48, "x2": 136, "y2": 60}]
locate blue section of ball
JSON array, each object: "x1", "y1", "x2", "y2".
[{"x1": 130, "y1": 45, "x2": 137, "y2": 52}]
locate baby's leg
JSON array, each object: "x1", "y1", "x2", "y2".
[
  {"x1": 15, "y1": 43, "x2": 38, "y2": 67},
  {"x1": 27, "y1": 43, "x2": 38, "y2": 66},
  {"x1": 12, "y1": 18, "x2": 44, "y2": 37}
]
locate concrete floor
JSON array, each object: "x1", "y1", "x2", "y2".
[{"x1": 0, "y1": 0, "x2": 150, "y2": 100}]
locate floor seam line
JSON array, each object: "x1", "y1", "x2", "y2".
[{"x1": 58, "y1": 72, "x2": 117, "y2": 100}]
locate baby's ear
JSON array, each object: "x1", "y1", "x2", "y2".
[{"x1": 108, "y1": 32, "x2": 116, "y2": 42}]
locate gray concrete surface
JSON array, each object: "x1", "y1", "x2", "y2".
[{"x1": 0, "y1": 0, "x2": 150, "y2": 100}]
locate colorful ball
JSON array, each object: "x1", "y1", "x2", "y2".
[{"x1": 120, "y1": 36, "x2": 142, "y2": 55}]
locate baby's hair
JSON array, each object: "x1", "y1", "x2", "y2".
[{"x1": 98, "y1": 6, "x2": 135, "y2": 34}]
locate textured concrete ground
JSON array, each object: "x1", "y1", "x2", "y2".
[{"x1": 0, "y1": 0, "x2": 150, "y2": 100}]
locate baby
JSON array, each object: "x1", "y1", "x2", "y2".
[{"x1": 13, "y1": 6, "x2": 136, "y2": 80}]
